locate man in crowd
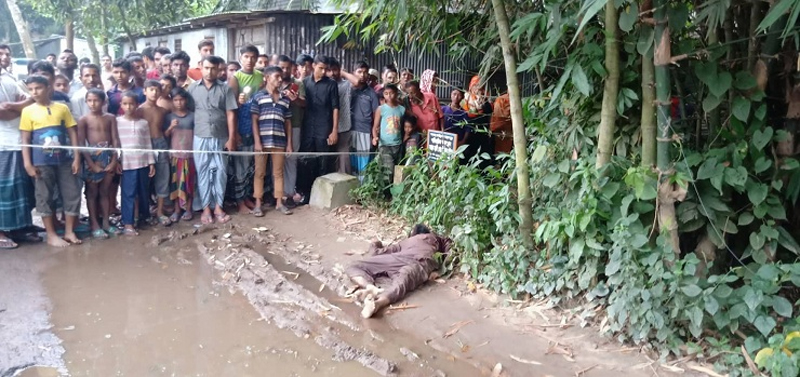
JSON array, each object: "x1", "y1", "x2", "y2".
[
  {"x1": 345, "y1": 224, "x2": 451, "y2": 318},
  {"x1": 57, "y1": 49, "x2": 83, "y2": 96},
  {"x1": 171, "y1": 51, "x2": 194, "y2": 89},
  {"x1": 45, "y1": 53, "x2": 56, "y2": 65},
  {"x1": 0, "y1": 44, "x2": 37, "y2": 249},
  {"x1": 297, "y1": 55, "x2": 338, "y2": 205},
  {"x1": 277, "y1": 55, "x2": 305, "y2": 207},
  {"x1": 128, "y1": 54, "x2": 146, "y2": 88},
  {"x1": 187, "y1": 56, "x2": 237, "y2": 225},
  {"x1": 70, "y1": 63, "x2": 104, "y2": 119},
  {"x1": 160, "y1": 54, "x2": 173, "y2": 77},
  {"x1": 326, "y1": 58, "x2": 352, "y2": 174},
  {"x1": 187, "y1": 39, "x2": 214, "y2": 81},
  {"x1": 148, "y1": 47, "x2": 171, "y2": 80},
  {"x1": 227, "y1": 45, "x2": 262, "y2": 214},
  {"x1": 107, "y1": 59, "x2": 144, "y2": 115},
  {"x1": 141, "y1": 47, "x2": 156, "y2": 78},
  {"x1": 295, "y1": 54, "x2": 313, "y2": 80},
  {"x1": 348, "y1": 61, "x2": 380, "y2": 180},
  {"x1": 101, "y1": 54, "x2": 114, "y2": 90}
]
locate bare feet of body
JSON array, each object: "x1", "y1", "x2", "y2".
[
  {"x1": 47, "y1": 235, "x2": 71, "y2": 247},
  {"x1": 62, "y1": 232, "x2": 82, "y2": 245}
]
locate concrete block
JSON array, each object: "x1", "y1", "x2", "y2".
[{"x1": 310, "y1": 173, "x2": 359, "y2": 210}]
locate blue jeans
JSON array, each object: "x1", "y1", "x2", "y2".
[{"x1": 121, "y1": 167, "x2": 151, "y2": 226}]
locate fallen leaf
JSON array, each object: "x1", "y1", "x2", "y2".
[
  {"x1": 443, "y1": 320, "x2": 474, "y2": 338},
  {"x1": 510, "y1": 354, "x2": 542, "y2": 365},
  {"x1": 686, "y1": 364, "x2": 728, "y2": 377},
  {"x1": 467, "y1": 281, "x2": 477, "y2": 293}
]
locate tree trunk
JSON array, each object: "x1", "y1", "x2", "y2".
[
  {"x1": 490, "y1": 0, "x2": 534, "y2": 250},
  {"x1": 654, "y1": 0, "x2": 683, "y2": 261},
  {"x1": 707, "y1": 29, "x2": 720, "y2": 140},
  {"x1": 86, "y1": 33, "x2": 100, "y2": 63},
  {"x1": 100, "y1": 8, "x2": 110, "y2": 56},
  {"x1": 595, "y1": 1, "x2": 620, "y2": 169},
  {"x1": 747, "y1": 0, "x2": 761, "y2": 71},
  {"x1": 6, "y1": 0, "x2": 36, "y2": 58},
  {"x1": 641, "y1": 51, "x2": 656, "y2": 167},
  {"x1": 65, "y1": 16, "x2": 75, "y2": 51}
]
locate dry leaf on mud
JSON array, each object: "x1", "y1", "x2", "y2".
[
  {"x1": 686, "y1": 364, "x2": 728, "y2": 377},
  {"x1": 443, "y1": 320, "x2": 474, "y2": 338},
  {"x1": 509, "y1": 354, "x2": 542, "y2": 365}
]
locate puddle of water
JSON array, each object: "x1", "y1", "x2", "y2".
[{"x1": 38, "y1": 236, "x2": 370, "y2": 376}]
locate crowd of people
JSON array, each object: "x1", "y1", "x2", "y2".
[{"x1": 0, "y1": 39, "x2": 514, "y2": 249}]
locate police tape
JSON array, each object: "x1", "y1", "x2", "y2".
[{"x1": 0, "y1": 143, "x2": 380, "y2": 157}]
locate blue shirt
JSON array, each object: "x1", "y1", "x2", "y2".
[
  {"x1": 250, "y1": 91, "x2": 292, "y2": 149},
  {"x1": 351, "y1": 85, "x2": 380, "y2": 134},
  {"x1": 107, "y1": 85, "x2": 145, "y2": 116},
  {"x1": 378, "y1": 104, "x2": 405, "y2": 147},
  {"x1": 442, "y1": 105, "x2": 470, "y2": 142}
]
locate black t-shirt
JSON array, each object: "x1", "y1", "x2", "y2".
[{"x1": 302, "y1": 76, "x2": 339, "y2": 138}]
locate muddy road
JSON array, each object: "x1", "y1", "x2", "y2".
[{"x1": 1, "y1": 206, "x2": 687, "y2": 377}]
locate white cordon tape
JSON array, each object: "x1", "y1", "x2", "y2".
[{"x1": 0, "y1": 144, "x2": 379, "y2": 157}]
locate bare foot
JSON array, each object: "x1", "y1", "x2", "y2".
[
  {"x1": 238, "y1": 202, "x2": 251, "y2": 215},
  {"x1": 361, "y1": 294, "x2": 377, "y2": 318},
  {"x1": 47, "y1": 235, "x2": 70, "y2": 248},
  {"x1": 63, "y1": 232, "x2": 82, "y2": 245},
  {"x1": 243, "y1": 198, "x2": 255, "y2": 209}
]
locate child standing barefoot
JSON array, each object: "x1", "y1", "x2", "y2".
[
  {"x1": 164, "y1": 89, "x2": 196, "y2": 222},
  {"x1": 139, "y1": 80, "x2": 172, "y2": 226},
  {"x1": 77, "y1": 89, "x2": 120, "y2": 238},
  {"x1": 20, "y1": 75, "x2": 83, "y2": 247},
  {"x1": 117, "y1": 92, "x2": 155, "y2": 236}
]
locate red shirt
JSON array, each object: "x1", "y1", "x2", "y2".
[
  {"x1": 146, "y1": 69, "x2": 161, "y2": 80},
  {"x1": 409, "y1": 92, "x2": 442, "y2": 131},
  {"x1": 187, "y1": 67, "x2": 202, "y2": 81}
]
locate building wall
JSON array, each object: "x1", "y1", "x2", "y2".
[{"x1": 123, "y1": 27, "x2": 229, "y2": 63}]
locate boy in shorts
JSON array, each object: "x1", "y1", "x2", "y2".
[
  {"x1": 20, "y1": 75, "x2": 82, "y2": 247},
  {"x1": 78, "y1": 89, "x2": 120, "y2": 238},
  {"x1": 139, "y1": 80, "x2": 172, "y2": 226}
]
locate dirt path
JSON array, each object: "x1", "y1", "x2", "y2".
[{"x1": 0, "y1": 204, "x2": 701, "y2": 377}]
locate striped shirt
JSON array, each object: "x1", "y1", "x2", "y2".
[
  {"x1": 117, "y1": 116, "x2": 155, "y2": 170},
  {"x1": 250, "y1": 91, "x2": 292, "y2": 149}
]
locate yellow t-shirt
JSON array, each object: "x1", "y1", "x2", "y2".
[{"x1": 19, "y1": 102, "x2": 77, "y2": 166}]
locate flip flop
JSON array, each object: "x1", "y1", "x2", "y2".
[
  {"x1": 200, "y1": 214, "x2": 213, "y2": 225},
  {"x1": 12, "y1": 232, "x2": 43, "y2": 243},
  {"x1": 276, "y1": 205, "x2": 293, "y2": 215},
  {"x1": 0, "y1": 237, "x2": 18, "y2": 249},
  {"x1": 158, "y1": 215, "x2": 173, "y2": 227},
  {"x1": 169, "y1": 212, "x2": 181, "y2": 223},
  {"x1": 252, "y1": 207, "x2": 264, "y2": 217},
  {"x1": 105, "y1": 226, "x2": 122, "y2": 236},
  {"x1": 122, "y1": 227, "x2": 138, "y2": 236},
  {"x1": 215, "y1": 213, "x2": 232, "y2": 224},
  {"x1": 92, "y1": 229, "x2": 109, "y2": 240},
  {"x1": 181, "y1": 212, "x2": 194, "y2": 221}
]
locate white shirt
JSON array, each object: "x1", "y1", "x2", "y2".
[
  {"x1": 70, "y1": 86, "x2": 109, "y2": 120},
  {"x1": 0, "y1": 72, "x2": 28, "y2": 151},
  {"x1": 68, "y1": 77, "x2": 83, "y2": 97}
]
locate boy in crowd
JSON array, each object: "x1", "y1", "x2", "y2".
[
  {"x1": 107, "y1": 59, "x2": 144, "y2": 115},
  {"x1": 187, "y1": 39, "x2": 214, "y2": 81},
  {"x1": 139, "y1": 80, "x2": 172, "y2": 225},
  {"x1": 256, "y1": 54, "x2": 270, "y2": 70},
  {"x1": 158, "y1": 75, "x2": 176, "y2": 111},
  {"x1": 54, "y1": 74, "x2": 70, "y2": 95},
  {"x1": 101, "y1": 55, "x2": 114, "y2": 90},
  {"x1": 297, "y1": 55, "x2": 338, "y2": 205},
  {"x1": 277, "y1": 55, "x2": 305, "y2": 207},
  {"x1": 251, "y1": 65, "x2": 293, "y2": 216},
  {"x1": 29, "y1": 61, "x2": 71, "y2": 108},
  {"x1": 46, "y1": 53, "x2": 56, "y2": 65},
  {"x1": 228, "y1": 45, "x2": 263, "y2": 214},
  {"x1": 148, "y1": 47, "x2": 172, "y2": 80},
  {"x1": 171, "y1": 51, "x2": 194, "y2": 89},
  {"x1": 326, "y1": 58, "x2": 352, "y2": 174},
  {"x1": 77, "y1": 89, "x2": 119, "y2": 238},
  {"x1": 295, "y1": 54, "x2": 313, "y2": 80},
  {"x1": 141, "y1": 47, "x2": 156, "y2": 77},
  {"x1": 187, "y1": 56, "x2": 238, "y2": 225},
  {"x1": 227, "y1": 61, "x2": 241, "y2": 81},
  {"x1": 372, "y1": 84, "x2": 405, "y2": 181},
  {"x1": 20, "y1": 75, "x2": 82, "y2": 247}
]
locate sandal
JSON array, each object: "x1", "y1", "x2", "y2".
[
  {"x1": 158, "y1": 215, "x2": 173, "y2": 227},
  {"x1": 276, "y1": 205, "x2": 293, "y2": 215},
  {"x1": 122, "y1": 227, "x2": 138, "y2": 236},
  {"x1": 252, "y1": 207, "x2": 264, "y2": 217},
  {"x1": 92, "y1": 229, "x2": 109, "y2": 240},
  {"x1": 11, "y1": 232, "x2": 43, "y2": 243},
  {"x1": 105, "y1": 226, "x2": 122, "y2": 236},
  {"x1": 0, "y1": 237, "x2": 18, "y2": 249},
  {"x1": 200, "y1": 214, "x2": 214, "y2": 225},
  {"x1": 215, "y1": 213, "x2": 232, "y2": 224},
  {"x1": 181, "y1": 211, "x2": 194, "y2": 221},
  {"x1": 169, "y1": 212, "x2": 181, "y2": 223}
]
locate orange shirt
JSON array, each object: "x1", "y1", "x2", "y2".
[
  {"x1": 187, "y1": 67, "x2": 202, "y2": 81},
  {"x1": 409, "y1": 92, "x2": 442, "y2": 131},
  {"x1": 490, "y1": 94, "x2": 513, "y2": 153}
]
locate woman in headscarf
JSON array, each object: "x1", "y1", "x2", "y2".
[
  {"x1": 460, "y1": 75, "x2": 494, "y2": 168},
  {"x1": 420, "y1": 69, "x2": 438, "y2": 94}
]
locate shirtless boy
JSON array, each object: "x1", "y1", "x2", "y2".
[
  {"x1": 139, "y1": 80, "x2": 172, "y2": 225},
  {"x1": 78, "y1": 89, "x2": 120, "y2": 239},
  {"x1": 158, "y1": 75, "x2": 176, "y2": 111}
]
